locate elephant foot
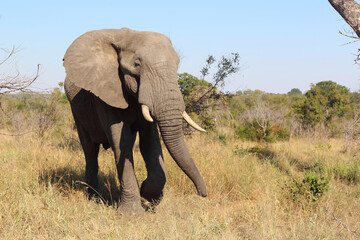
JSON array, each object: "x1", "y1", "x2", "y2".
[
  {"x1": 118, "y1": 201, "x2": 144, "y2": 215},
  {"x1": 140, "y1": 178, "x2": 165, "y2": 207},
  {"x1": 118, "y1": 189, "x2": 144, "y2": 215}
]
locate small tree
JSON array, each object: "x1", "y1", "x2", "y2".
[
  {"x1": 180, "y1": 53, "x2": 241, "y2": 131},
  {"x1": 193, "y1": 53, "x2": 241, "y2": 110},
  {"x1": 288, "y1": 88, "x2": 302, "y2": 95},
  {"x1": 293, "y1": 81, "x2": 351, "y2": 129}
]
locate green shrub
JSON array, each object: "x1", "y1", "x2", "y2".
[
  {"x1": 234, "y1": 120, "x2": 289, "y2": 143},
  {"x1": 202, "y1": 117, "x2": 215, "y2": 131},
  {"x1": 285, "y1": 171, "x2": 330, "y2": 203},
  {"x1": 234, "y1": 122, "x2": 257, "y2": 141}
]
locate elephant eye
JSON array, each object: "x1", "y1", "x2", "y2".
[{"x1": 134, "y1": 59, "x2": 141, "y2": 67}]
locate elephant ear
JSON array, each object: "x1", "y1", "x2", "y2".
[{"x1": 63, "y1": 29, "x2": 129, "y2": 109}]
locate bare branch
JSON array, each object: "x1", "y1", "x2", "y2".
[
  {"x1": 0, "y1": 46, "x2": 17, "y2": 65},
  {"x1": 0, "y1": 46, "x2": 40, "y2": 94},
  {"x1": 324, "y1": 207, "x2": 360, "y2": 239},
  {"x1": 339, "y1": 30, "x2": 359, "y2": 39},
  {"x1": 0, "y1": 64, "x2": 40, "y2": 94},
  {"x1": 338, "y1": 30, "x2": 360, "y2": 46}
]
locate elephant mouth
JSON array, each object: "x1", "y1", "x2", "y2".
[{"x1": 141, "y1": 104, "x2": 206, "y2": 132}]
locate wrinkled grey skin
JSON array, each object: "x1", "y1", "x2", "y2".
[{"x1": 63, "y1": 28, "x2": 207, "y2": 214}]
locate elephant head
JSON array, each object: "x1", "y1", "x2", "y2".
[{"x1": 63, "y1": 28, "x2": 207, "y2": 197}]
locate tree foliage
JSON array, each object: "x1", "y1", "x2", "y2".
[
  {"x1": 178, "y1": 73, "x2": 212, "y2": 97},
  {"x1": 288, "y1": 88, "x2": 302, "y2": 95},
  {"x1": 293, "y1": 81, "x2": 351, "y2": 128}
]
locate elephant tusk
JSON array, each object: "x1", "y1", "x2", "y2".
[
  {"x1": 141, "y1": 105, "x2": 154, "y2": 122},
  {"x1": 182, "y1": 111, "x2": 206, "y2": 132}
]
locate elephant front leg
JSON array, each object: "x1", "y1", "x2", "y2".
[
  {"x1": 117, "y1": 155, "x2": 143, "y2": 214},
  {"x1": 139, "y1": 122, "x2": 166, "y2": 208},
  {"x1": 110, "y1": 123, "x2": 143, "y2": 214}
]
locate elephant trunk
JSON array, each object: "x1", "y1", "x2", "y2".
[
  {"x1": 139, "y1": 64, "x2": 206, "y2": 197},
  {"x1": 155, "y1": 105, "x2": 207, "y2": 197}
]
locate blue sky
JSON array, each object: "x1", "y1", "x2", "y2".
[{"x1": 1, "y1": 1, "x2": 359, "y2": 93}]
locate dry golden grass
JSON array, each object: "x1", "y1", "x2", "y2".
[{"x1": 0, "y1": 132, "x2": 359, "y2": 239}]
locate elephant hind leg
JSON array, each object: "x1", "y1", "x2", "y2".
[
  {"x1": 76, "y1": 123, "x2": 100, "y2": 197},
  {"x1": 139, "y1": 122, "x2": 166, "y2": 208}
]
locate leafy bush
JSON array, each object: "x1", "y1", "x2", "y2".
[
  {"x1": 234, "y1": 122, "x2": 257, "y2": 141},
  {"x1": 285, "y1": 171, "x2": 330, "y2": 203},
  {"x1": 234, "y1": 120, "x2": 289, "y2": 143},
  {"x1": 201, "y1": 116, "x2": 216, "y2": 131}
]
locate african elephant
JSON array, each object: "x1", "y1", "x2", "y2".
[{"x1": 63, "y1": 28, "x2": 207, "y2": 214}]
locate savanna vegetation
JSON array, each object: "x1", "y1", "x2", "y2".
[{"x1": 0, "y1": 63, "x2": 359, "y2": 239}]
